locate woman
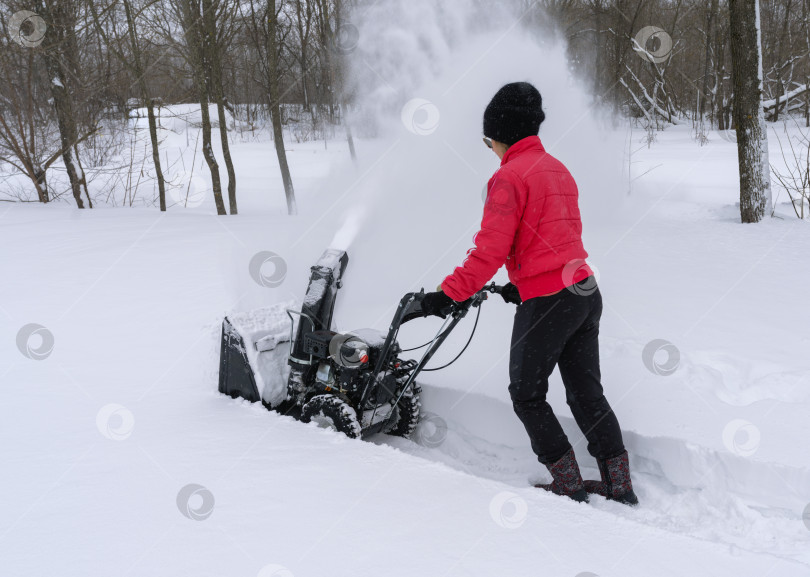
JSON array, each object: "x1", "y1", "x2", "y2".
[{"x1": 420, "y1": 82, "x2": 638, "y2": 506}]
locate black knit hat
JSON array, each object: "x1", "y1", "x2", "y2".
[{"x1": 483, "y1": 82, "x2": 545, "y2": 146}]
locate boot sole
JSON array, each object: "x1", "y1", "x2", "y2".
[
  {"x1": 608, "y1": 490, "x2": 639, "y2": 506},
  {"x1": 534, "y1": 484, "x2": 590, "y2": 504},
  {"x1": 569, "y1": 488, "x2": 590, "y2": 503}
]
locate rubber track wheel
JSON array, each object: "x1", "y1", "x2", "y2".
[
  {"x1": 387, "y1": 384, "x2": 422, "y2": 438},
  {"x1": 300, "y1": 394, "x2": 361, "y2": 439}
]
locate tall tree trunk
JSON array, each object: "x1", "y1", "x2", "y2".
[
  {"x1": 214, "y1": 97, "x2": 237, "y2": 215},
  {"x1": 730, "y1": 0, "x2": 772, "y2": 222},
  {"x1": 122, "y1": 0, "x2": 167, "y2": 211},
  {"x1": 202, "y1": 0, "x2": 237, "y2": 214},
  {"x1": 701, "y1": 0, "x2": 719, "y2": 120},
  {"x1": 295, "y1": 0, "x2": 312, "y2": 113},
  {"x1": 593, "y1": 0, "x2": 604, "y2": 100},
  {"x1": 26, "y1": 49, "x2": 49, "y2": 202},
  {"x1": 772, "y1": 1, "x2": 793, "y2": 122},
  {"x1": 316, "y1": 0, "x2": 337, "y2": 122},
  {"x1": 805, "y1": 0, "x2": 810, "y2": 126},
  {"x1": 267, "y1": 0, "x2": 297, "y2": 215},
  {"x1": 326, "y1": 0, "x2": 356, "y2": 163},
  {"x1": 183, "y1": 0, "x2": 227, "y2": 215},
  {"x1": 344, "y1": 106, "x2": 356, "y2": 161},
  {"x1": 713, "y1": 12, "x2": 728, "y2": 129},
  {"x1": 39, "y1": 0, "x2": 86, "y2": 208},
  {"x1": 73, "y1": 142, "x2": 92, "y2": 208}
]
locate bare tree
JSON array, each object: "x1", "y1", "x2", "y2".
[
  {"x1": 0, "y1": 18, "x2": 51, "y2": 202},
  {"x1": 771, "y1": 116, "x2": 810, "y2": 218},
  {"x1": 202, "y1": 0, "x2": 238, "y2": 214},
  {"x1": 321, "y1": 0, "x2": 356, "y2": 162},
  {"x1": 177, "y1": 0, "x2": 227, "y2": 215},
  {"x1": 243, "y1": 0, "x2": 297, "y2": 214},
  {"x1": 88, "y1": 0, "x2": 168, "y2": 211},
  {"x1": 700, "y1": 0, "x2": 720, "y2": 120},
  {"x1": 730, "y1": 0, "x2": 772, "y2": 222},
  {"x1": 37, "y1": 0, "x2": 94, "y2": 208},
  {"x1": 269, "y1": 0, "x2": 297, "y2": 214},
  {"x1": 294, "y1": 0, "x2": 315, "y2": 115}
]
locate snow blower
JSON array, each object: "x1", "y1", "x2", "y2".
[{"x1": 218, "y1": 248, "x2": 504, "y2": 439}]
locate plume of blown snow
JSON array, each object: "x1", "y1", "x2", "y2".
[{"x1": 321, "y1": 0, "x2": 627, "y2": 327}]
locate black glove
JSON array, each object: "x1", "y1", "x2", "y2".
[
  {"x1": 500, "y1": 283, "x2": 522, "y2": 305},
  {"x1": 421, "y1": 290, "x2": 455, "y2": 319}
]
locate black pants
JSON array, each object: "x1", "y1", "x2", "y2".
[{"x1": 508, "y1": 279, "x2": 625, "y2": 465}]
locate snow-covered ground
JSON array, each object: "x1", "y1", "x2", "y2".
[
  {"x1": 3, "y1": 119, "x2": 809, "y2": 576},
  {"x1": 3, "y1": 3, "x2": 810, "y2": 575}
]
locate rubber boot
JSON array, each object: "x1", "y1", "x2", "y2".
[
  {"x1": 583, "y1": 450, "x2": 639, "y2": 506},
  {"x1": 534, "y1": 447, "x2": 589, "y2": 503}
]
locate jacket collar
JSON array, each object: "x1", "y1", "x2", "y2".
[{"x1": 501, "y1": 135, "x2": 545, "y2": 166}]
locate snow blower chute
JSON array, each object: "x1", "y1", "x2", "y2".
[{"x1": 218, "y1": 248, "x2": 505, "y2": 439}]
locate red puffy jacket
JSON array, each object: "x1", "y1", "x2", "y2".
[{"x1": 441, "y1": 136, "x2": 592, "y2": 302}]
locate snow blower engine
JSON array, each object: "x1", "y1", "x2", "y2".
[{"x1": 218, "y1": 248, "x2": 503, "y2": 439}]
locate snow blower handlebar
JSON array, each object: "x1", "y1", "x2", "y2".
[
  {"x1": 360, "y1": 283, "x2": 506, "y2": 408},
  {"x1": 398, "y1": 281, "x2": 506, "y2": 324}
]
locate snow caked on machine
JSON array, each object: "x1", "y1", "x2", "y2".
[{"x1": 218, "y1": 248, "x2": 502, "y2": 439}]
